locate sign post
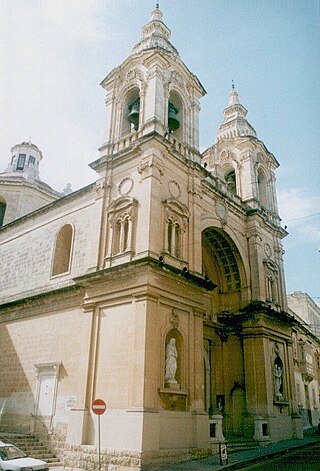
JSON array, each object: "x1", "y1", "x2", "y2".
[
  {"x1": 92, "y1": 399, "x2": 106, "y2": 471},
  {"x1": 219, "y1": 442, "x2": 228, "y2": 466}
]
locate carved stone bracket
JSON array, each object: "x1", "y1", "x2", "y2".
[
  {"x1": 158, "y1": 388, "x2": 188, "y2": 411},
  {"x1": 216, "y1": 326, "x2": 229, "y2": 343},
  {"x1": 138, "y1": 156, "x2": 164, "y2": 181}
]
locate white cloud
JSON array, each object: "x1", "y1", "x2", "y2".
[{"x1": 278, "y1": 188, "x2": 320, "y2": 242}]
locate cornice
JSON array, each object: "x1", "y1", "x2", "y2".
[
  {"x1": 74, "y1": 256, "x2": 216, "y2": 292},
  {"x1": 0, "y1": 284, "x2": 83, "y2": 319}
]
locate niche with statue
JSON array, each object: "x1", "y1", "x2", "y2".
[
  {"x1": 273, "y1": 355, "x2": 288, "y2": 409},
  {"x1": 158, "y1": 329, "x2": 187, "y2": 411}
]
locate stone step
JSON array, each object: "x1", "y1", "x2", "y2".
[
  {"x1": 0, "y1": 433, "x2": 63, "y2": 467},
  {"x1": 226, "y1": 439, "x2": 260, "y2": 454}
]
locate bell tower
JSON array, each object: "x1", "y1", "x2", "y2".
[
  {"x1": 99, "y1": 6, "x2": 206, "y2": 160},
  {"x1": 203, "y1": 87, "x2": 281, "y2": 226}
]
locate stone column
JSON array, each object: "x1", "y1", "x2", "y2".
[
  {"x1": 143, "y1": 66, "x2": 166, "y2": 135},
  {"x1": 246, "y1": 227, "x2": 263, "y2": 300},
  {"x1": 242, "y1": 326, "x2": 272, "y2": 436},
  {"x1": 192, "y1": 309, "x2": 210, "y2": 449},
  {"x1": 67, "y1": 304, "x2": 99, "y2": 445}
]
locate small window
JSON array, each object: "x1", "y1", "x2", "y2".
[
  {"x1": 168, "y1": 220, "x2": 173, "y2": 254},
  {"x1": 52, "y1": 224, "x2": 74, "y2": 276},
  {"x1": 123, "y1": 217, "x2": 129, "y2": 252},
  {"x1": 0, "y1": 198, "x2": 6, "y2": 227},
  {"x1": 167, "y1": 218, "x2": 181, "y2": 258},
  {"x1": 28, "y1": 155, "x2": 36, "y2": 166},
  {"x1": 175, "y1": 224, "x2": 181, "y2": 258},
  {"x1": 112, "y1": 214, "x2": 130, "y2": 255},
  {"x1": 16, "y1": 154, "x2": 26, "y2": 170}
]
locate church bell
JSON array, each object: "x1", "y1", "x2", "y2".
[
  {"x1": 128, "y1": 98, "x2": 140, "y2": 131},
  {"x1": 168, "y1": 102, "x2": 180, "y2": 132}
]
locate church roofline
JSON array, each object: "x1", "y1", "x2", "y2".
[
  {"x1": 0, "y1": 283, "x2": 82, "y2": 314},
  {"x1": 0, "y1": 174, "x2": 62, "y2": 197},
  {"x1": 0, "y1": 181, "x2": 95, "y2": 232}
]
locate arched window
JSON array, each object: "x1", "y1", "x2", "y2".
[
  {"x1": 105, "y1": 196, "x2": 138, "y2": 266},
  {"x1": 167, "y1": 218, "x2": 181, "y2": 258},
  {"x1": 112, "y1": 213, "x2": 131, "y2": 255},
  {"x1": 263, "y1": 261, "x2": 279, "y2": 305},
  {"x1": 168, "y1": 220, "x2": 173, "y2": 254},
  {"x1": 168, "y1": 91, "x2": 183, "y2": 141},
  {"x1": 315, "y1": 351, "x2": 320, "y2": 370},
  {"x1": 52, "y1": 224, "x2": 74, "y2": 277},
  {"x1": 225, "y1": 170, "x2": 236, "y2": 194},
  {"x1": 163, "y1": 199, "x2": 189, "y2": 263},
  {"x1": 258, "y1": 168, "x2": 268, "y2": 208},
  {"x1": 175, "y1": 223, "x2": 181, "y2": 258},
  {"x1": 0, "y1": 197, "x2": 7, "y2": 227},
  {"x1": 122, "y1": 87, "x2": 140, "y2": 135}
]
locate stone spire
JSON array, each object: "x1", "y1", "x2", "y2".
[
  {"x1": 131, "y1": 6, "x2": 179, "y2": 57},
  {"x1": 216, "y1": 87, "x2": 257, "y2": 142}
]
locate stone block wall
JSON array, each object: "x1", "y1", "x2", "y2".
[{"x1": 0, "y1": 187, "x2": 101, "y2": 304}]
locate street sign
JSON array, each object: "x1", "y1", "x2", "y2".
[
  {"x1": 219, "y1": 442, "x2": 228, "y2": 466},
  {"x1": 92, "y1": 399, "x2": 106, "y2": 471},
  {"x1": 92, "y1": 398, "x2": 106, "y2": 415}
]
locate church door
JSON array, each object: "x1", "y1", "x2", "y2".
[{"x1": 231, "y1": 388, "x2": 245, "y2": 436}]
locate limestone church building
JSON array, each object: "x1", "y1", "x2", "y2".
[{"x1": 0, "y1": 7, "x2": 304, "y2": 470}]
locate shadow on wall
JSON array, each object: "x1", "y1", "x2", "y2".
[{"x1": 0, "y1": 324, "x2": 33, "y2": 432}]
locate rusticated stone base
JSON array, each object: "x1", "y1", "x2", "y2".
[
  {"x1": 64, "y1": 445, "x2": 211, "y2": 471},
  {"x1": 141, "y1": 448, "x2": 210, "y2": 470},
  {"x1": 64, "y1": 444, "x2": 142, "y2": 471}
]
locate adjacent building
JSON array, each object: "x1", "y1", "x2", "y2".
[
  {"x1": 288, "y1": 292, "x2": 320, "y2": 428},
  {"x1": 0, "y1": 7, "x2": 308, "y2": 470}
]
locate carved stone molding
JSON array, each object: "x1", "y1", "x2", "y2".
[
  {"x1": 118, "y1": 177, "x2": 134, "y2": 196},
  {"x1": 138, "y1": 156, "x2": 164, "y2": 181},
  {"x1": 168, "y1": 180, "x2": 181, "y2": 199},
  {"x1": 169, "y1": 309, "x2": 179, "y2": 329},
  {"x1": 146, "y1": 66, "x2": 166, "y2": 83},
  {"x1": 170, "y1": 70, "x2": 185, "y2": 88},
  {"x1": 126, "y1": 68, "x2": 144, "y2": 82}
]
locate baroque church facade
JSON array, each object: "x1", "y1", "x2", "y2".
[{"x1": 0, "y1": 7, "x2": 305, "y2": 470}]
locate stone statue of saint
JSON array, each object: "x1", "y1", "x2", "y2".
[
  {"x1": 274, "y1": 364, "x2": 282, "y2": 400},
  {"x1": 165, "y1": 338, "x2": 178, "y2": 384}
]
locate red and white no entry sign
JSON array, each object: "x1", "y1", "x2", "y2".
[{"x1": 92, "y1": 398, "x2": 106, "y2": 415}]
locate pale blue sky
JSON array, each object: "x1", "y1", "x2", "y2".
[{"x1": 0, "y1": 0, "x2": 319, "y2": 300}]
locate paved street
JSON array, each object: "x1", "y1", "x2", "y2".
[
  {"x1": 155, "y1": 434, "x2": 320, "y2": 471},
  {"x1": 239, "y1": 441, "x2": 320, "y2": 470},
  {"x1": 50, "y1": 438, "x2": 320, "y2": 471}
]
